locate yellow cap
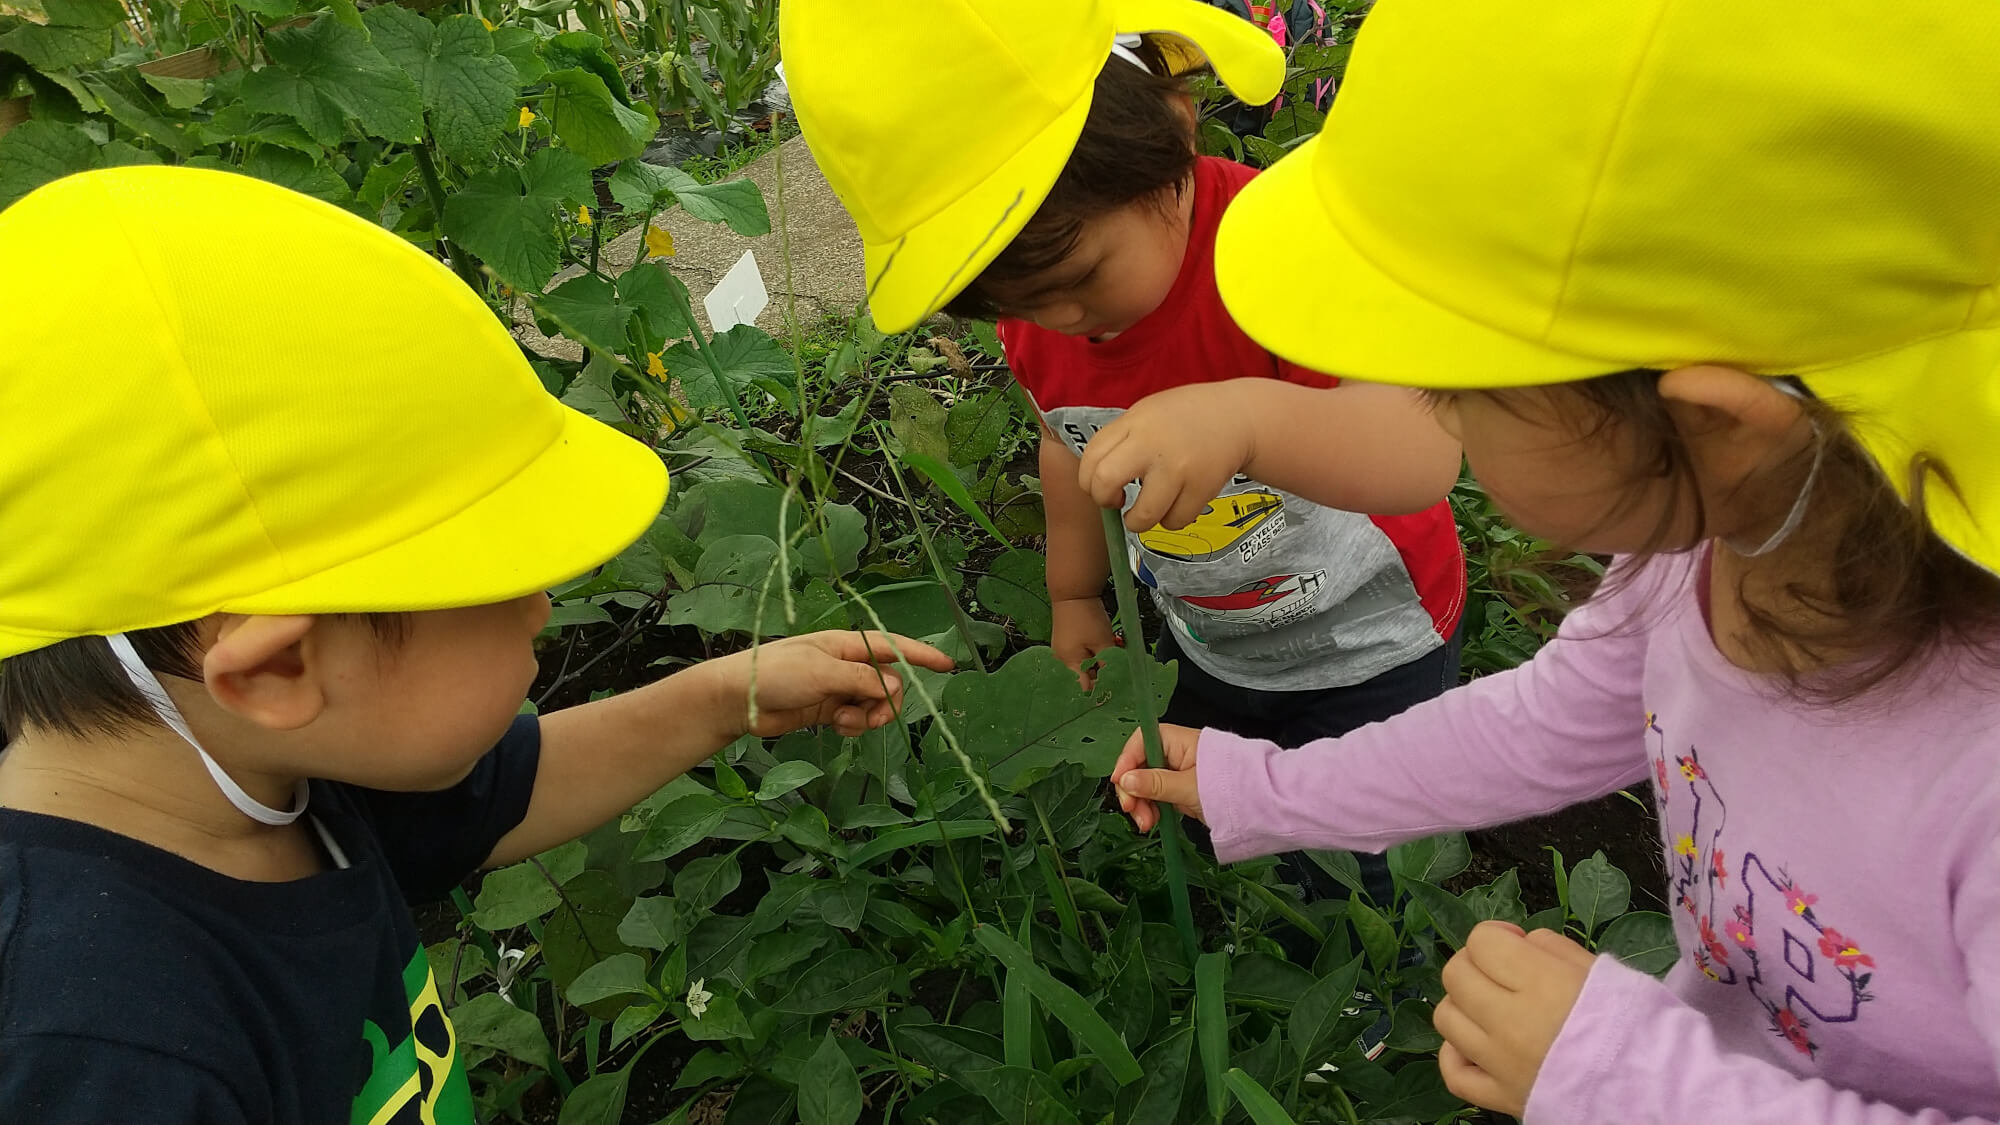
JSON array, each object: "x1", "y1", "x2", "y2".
[
  {"x1": 783, "y1": 0, "x2": 1283, "y2": 333},
  {"x1": 0, "y1": 167, "x2": 669, "y2": 659},
  {"x1": 1216, "y1": 0, "x2": 2000, "y2": 574}
]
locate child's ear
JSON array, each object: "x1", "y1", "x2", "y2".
[
  {"x1": 202, "y1": 615, "x2": 324, "y2": 731},
  {"x1": 1658, "y1": 364, "x2": 1812, "y2": 488}
]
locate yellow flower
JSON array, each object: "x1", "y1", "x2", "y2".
[
  {"x1": 518, "y1": 106, "x2": 536, "y2": 129},
  {"x1": 646, "y1": 351, "x2": 667, "y2": 379},
  {"x1": 480, "y1": 16, "x2": 495, "y2": 30},
  {"x1": 577, "y1": 204, "x2": 592, "y2": 227},
  {"x1": 1674, "y1": 834, "x2": 1698, "y2": 858},
  {"x1": 644, "y1": 226, "x2": 675, "y2": 259}
]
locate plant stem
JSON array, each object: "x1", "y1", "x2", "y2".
[
  {"x1": 1100, "y1": 508, "x2": 1200, "y2": 964},
  {"x1": 412, "y1": 142, "x2": 485, "y2": 295},
  {"x1": 878, "y1": 435, "x2": 988, "y2": 673}
]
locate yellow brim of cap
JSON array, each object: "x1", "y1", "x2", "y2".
[
  {"x1": 1218, "y1": 131, "x2": 2000, "y2": 574},
  {"x1": 1216, "y1": 130, "x2": 1620, "y2": 386},
  {"x1": 223, "y1": 408, "x2": 669, "y2": 619},
  {"x1": 866, "y1": 0, "x2": 1286, "y2": 333}
]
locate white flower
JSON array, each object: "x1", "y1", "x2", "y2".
[
  {"x1": 685, "y1": 978, "x2": 713, "y2": 1019},
  {"x1": 494, "y1": 944, "x2": 529, "y2": 1006}
]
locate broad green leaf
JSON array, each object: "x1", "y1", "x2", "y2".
[
  {"x1": 43, "y1": 0, "x2": 128, "y2": 28},
  {"x1": 607, "y1": 158, "x2": 678, "y2": 212},
  {"x1": 451, "y1": 992, "x2": 551, "y2": 1068},
  {"x1": 1194, "y1": 954, "x2": 1229, "y2": 1123},
  {"x1": 1526, "y1": 906, "x2": 1568, "y2": 933},
  {"x1": 558, "y1": 1068, "x2": 630, "y2": 1125},
  {"x1": 905, "y1": 450, "x2": 1010, "y2": 546},
  {"x1": 744, "y1": 924, "x2": 834, "y2": 984},
  {"x1": 755, "y1": 760, "x2": 823, "y2": 801},
  {"x1": 972, "y1": 926, "x2": 1142, "y2": 1085},
  {"x1": 673, "y1": 853, "x2": 742, "y2": 915},
  {"x1": 634, "y1": 791, "x2": 730, "y2": 861},
  {"x1": 440, "y1": 146, "x2": 589, "y2": 289},
  {"x1": 539, "y1": 30, "x2": 623, "y2": 99},
  {"x1": 241, "y1": 16, "x2": 423, "y2": 146},
  {"x1": 1569, "y1": 851, "x2": 1631, "y2": 936},
  {"x1": 778, "y1": 803, "x2": 836, "y2": 852},
  {"x1": 942, "y1": 646, "x2": 1173, "y2": 788},
  {"x1": 227, "y1": 0, "x2": 298, "y2": 18},
  {"x1": 541, "y1": 871, "x2": 641, "y2": 1011},
  {"x1": 1289, "y1": 953, "x2": 1364, "y2": 1065},
  {"x1": 1347, "y1": 896, "x2": 1398, "y2": 975},
  {"x1": 1003, "y1": 955, "x2": 1034, "y2": 1070},
  {"x1": 681, "y1": 988, "x2": 753, "y2": 1041},
  {"x1": 609, "y1": 998, "x2": 665, "y2": 1049},
  {"x1": 81, "y1": 73, "x2": 192, "y2": 156},
  {"x1": 490, "y1": 25, "x2": 546, "y2": 85},
  {"x1": 1224, "y1": 1069, "x2": 1297, "y2": 1125},
  {"x1": 665, "y1": 533, "x2": 783, "y2": 636},
  {"x1": 977, "y1": 549, "x2": 1050, "y2": 641},
  {"x1": 1405, "y1": 879, "x2": 1480, "y2": 950},
  {"x1": 1225, "y1": 954, "x2": 1315, "y2": 1008},
  {"x1": 664, "y1": 324, "x2": 792, "y2": 419},
  {"x1": 888, "y1": 385, "x2": 950, "y2": 463},
  {"x1": 618, "y1": 896, "x2": 682, "y2": 950},
  {"x1": 667, "y1": 175, "x2": 769, "y2": 235},
  {"x1": 558, "y1": 354, "x2": 626, "y2": 429},
  {"x1": 797, "y1": 1032, "x2": 863, "y2": 1125},
  {"x1": 1115, "y1": 1025, "x2": 1191, "y2": 1124},
  {"x1": 566, "y1": 951, "x2": 650, "y2": 1005},
  {"x1": 363, "y1": 7, "x2": 518, "y2": 166},
  {"x1": 1598, "y1": 910, "x2": 1677, "y2": 977},
  {"x1": 1460, "y1": 867, "x2": 1530, "y2": 928},
  {"x1": 897, "y1": 1024, "x2": 1078, "y2": 1125},
  {"x1": 1384, "y1": 996, "x2": 1443, "y2": 1053},
  {"x1": 771, "y1": 947, "x2": 894, "y2": 1014},
  {"x1": 617, "y1": 260, "x2": 697, "y2": 351},
  {"x1": 241, "y1": 145, "x2": 351, "y2": 205},
  {"x1": 945, "y1": 388, "x2": 1013, "y2": 466},
  {"x1": 537, "y1": 272, "x2": 631, "y2": 355},
  {"x1": 0, "y1": 22, "x2": 112, "y2": 69},
  {"x1": 1388, "y1": 832, "x2": 1471, "y2": 885},
  {"x1": 842, "y1": 819, "x2": 996, "y2": 870},
  {"x1": 0, "y1": 120, "x2": 99, "y2": 210},
  {"x1": 468, "y1": 840, "x2": 586, "y2": 929},
  {"x1": 141, "y1": 73, "x2": 211, "y2": 109},
  {"x1": 540, "y1": 66, "x2": 656, "y2": 164},
  {"x1": 673, "y1": 1047, "x2": 745, "y2": 1089}
]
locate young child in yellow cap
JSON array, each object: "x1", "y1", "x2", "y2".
[
  {"x1": 0, "y1": 167, "x2": 952, "y2": 1123},
  {"x1": 1113, "y1": 1, "x2": 2000, "y2": 1119},
  {"x1": 782, "y1": 0, "x2": 1467, "y2": 990}
]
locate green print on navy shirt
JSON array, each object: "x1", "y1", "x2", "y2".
[{"x1": 351, "y1": 949, "x2": 473, "y2": 1125}]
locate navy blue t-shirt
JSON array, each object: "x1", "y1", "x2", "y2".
[{"x1": 0, "y1": 716, "x2": 540, "y2": 1124}]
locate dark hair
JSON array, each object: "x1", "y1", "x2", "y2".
[
  {"x1": 0, "y1": 615, "x2": 409, "y2": 742},
  {"x1": 942, "y1": 35, "x2": 1200, "y2": 319},
  {"x1": 1476, "y1": 369, "x2": 2000, "y2": 704}
]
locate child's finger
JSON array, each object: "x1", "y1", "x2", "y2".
[
  {"x1": 1122, "y1": 472, "x2": 1177, "y2": 532},
  {"x1": 1116, "y1": 766, "x2": 1197, "y2": 812},
  {"x1": 1438, "y1": 1041, "x2": 1507, "y2": 1114},
  {"x1": 1524, "y1": 926, "x2": 1597, "y2": 968},
  {"x1": 847, "y1": 631, "x2": 955, "y2": 672},
  {"x1": 1109, "y1": 729, "x2": 1149, "y2": 790}
]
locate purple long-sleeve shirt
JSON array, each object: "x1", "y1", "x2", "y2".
[{"x1": 1197, "y1": 555, "x2": 2000, "y2": 1124}]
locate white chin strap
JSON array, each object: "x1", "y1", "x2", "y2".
[
  {"x1": 1724, "y1": 382, "x2": 1823, "y2": 559},
  {"x1": 106, "y1": 634, "x2": 309, "y2": 826},
  {"x1": 1110, "y1": 33, "x2": 1151, "y2": 72}
]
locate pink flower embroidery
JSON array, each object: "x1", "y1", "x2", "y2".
[
  {"x1": 1699, "y1": 915, "x2": 1731, "y2": 964},
  {"x1": 1695, "y1": 950, "x2": 1720, "y2": 981},
  {"x1": 1783, "y1": 884, "x2": 1817, "y2": 916},
  {"x1": 1711, "y1": 850, "x2": 1728, "y2": 887},
  {"x1": 1775, "y1": 1008, "x2": 1815, "y2": 1056},
  {"x1": 1677, "y1": 755, "x2": 1706, "y2": 781},
  {"x1": 1817, "y1": 928, "x2": 1875, "y2": 970},
  {"x1": 1655, "y1": 757, "x2": 1671, "y2": 791},
  {"x1": 1720, "y1": 900, "x2": 1752, "y2": 944}
]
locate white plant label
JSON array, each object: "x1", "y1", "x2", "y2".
[{"x1": 704, "y1": 249, "x2": 769, "y2": 333}]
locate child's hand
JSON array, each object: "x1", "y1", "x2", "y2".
[
  {"x1": 1077, "y1": 383, "x2": 1254, "y2": 532},
  {"x1": 710, "y1": 631, "x2": 955, "y2": 738},
  {"x1": 1052, "y1": 597, "x2": 1121, "y2": 690},
  {"x1": 1109, "y1": 723, "x2": 1204, "y2": 830},
  {"x1": 1434, "y1": 921, "x2": 1596, "y2": 1118}
]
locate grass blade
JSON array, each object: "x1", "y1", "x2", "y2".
[
  {"x1": 841, "y1": 819, "x2": 995, "y2": 870},
  {"x1": 971, "y1": 925, "x2": 1143, "y2": 1085},
  {"x1": 1002, "y1": 919, "x2": 1034, "y2": 1070},
  {"x1": 900, "y1": 449, "x2": 1011, "y2": 547},
  {"x1": 1224, "y1": 1068, "x2": 1298, "y2": 1125},
  {"x1": 1101, "y1": 509, "x2": 1200, "y2": 963},
  {"x1": 1195, "y1": 952, "x2": 1229, "y2": 1123}
]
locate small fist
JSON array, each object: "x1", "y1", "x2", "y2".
[{"x1": 1109, "y1": 723, "x2": 1205, "y2": 830}]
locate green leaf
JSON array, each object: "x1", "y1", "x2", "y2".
[
  {"x1": 972, "y1": 926, "x2": 1142, "y2": 1086},
  {"x1": 803, "y1": 502, "x2": 867, "y2": 583},
  {"x1": 451, "y1": 992, "x2": 553, "y2": 1068},
  {"x1": 538, "y1": 272, "x2": 632, "y2": 355},
  {"x1": 1569, "y1": 850, "x2": 1631, "y2": 937},
  {"x1": 81, "y1": 73, "x2": 193, "y2": 157},
  {"x1": 945, "y1": 388, "x2": 1013, "y2": 467},
  {"x1": 607, "y1": 159, "x2": 677, "y2": 211},
  {"x1": 976, "y1": 549, "x2": 1050, "y2": 641},
  {"x1": 888, "y1": 385, "x2": 949, "y2": 461},
  {"x1": 566, "y1": 951, "x2": 651, "y2": 1005},
  {"x1": 634, "y1": 791, "x2": 730, "y2": 861},
  {"x1": 1115, "y1": 1025, "x2": 1191, "y2": 1124},
  {"x1": 617, "y1": 259, "x2": 696, "y2": 350},
  {"x1": 943, "y1": 646, "x2": 1174, "y2": 789},
  {"x1": 228, "y1": 0, "x2": 298, "y2": 18},
  {"x1": 755, "y1": 760, "x2": 824, "y2": 801},
  {"x1": 1388, "y1": 832, "x2": 1471, "y2": 885},
  {"x1": 618, "y1": 895, "x2": 682, "y2": 950},
  {"x1": 241, "y1": 16, "x2": 423, "y2": 146},
  {"x1": 1194, "y1": 954, "x2": 1229, "y2": 1123},
  {"x1": 1346, "y1": 896, "x2": 1398, "y2": 975},
  {"x1": 1460, "y1": 867, "x2": 1530, "y2": 929},
  {"x1": 541, "y1": 871, "x2": 641, "y2": 1012},
  {"x1": 540, "y1": 66, "x2": 656, "y2": 164},
  {"x1": 668, "y1": 175, "x2": 769, "y2": 234},
  {"x1": 468, "y1": 841, "x2": 585, "y2": 929},
  {"x1": 539, "y1": 30, "x2": 624, "y2": 100},
  {"x1": 241, "y1": 146, "x2": 351, "y2": 205},
  {"x1": 141, "y1": 72, "x2": 211, "y2": 110},
  {"x1": 43, "y1": 0, "x2": 128, "y2": 28},
  {"x1": 363, "y1": 8, "x2": 518, "y2": 166},
  {"x1": 673, "y1": 853, "x2": 742, "y2": 915},
  {"x1": 665, "y1": 533, "x2": 783, "y2": 636},
  {"x1": 609, "y1": 999, "x2": 666, "y2": 1049},
  {"x1": 1526, "y1": 906, "x2": 1568, "y2": 933},
  {"x1": 771, "y1": 947, "x2": 895, "y2": 1014},
  {"x1": 440, "y1": 145, "x2": 590, "y2": 289},
  {"x1": 1289, "y1": 953, "x2": 1364, "y2": 1065},
  {"x1": 902, "y1": 450, "x2": 1009, "y2": 546},
  {"x1": 1383, "y1": 996, "x2": 1443, "y2": 1053},
  {"x1": 1222, "y1": 1069, "x2": 1295, "y2": 1125},
  {"x1": 842, "y1": 819, "x2": 996, "y2": 870},
  {"x1": 673, "y1": 1047, "x2": 745, "y2": 1089},
  {"x1": 558, "y1": 1068, "x2": 631, "y2": 1125},
  {"x1": 490, "y1": 25, "x2": 546, "y2": 85},
  {"x1": 681, "y1": 988, "x2": 753, "y2": 1041},
  {"x1": 665, "y1": 324, "x2": 793, "y2": 419},
  {"x1": 0, "y1": 22, "x2": 112, "y2": 69},
  {"x1": 1597, "y1": 910, "x2": 1677, "y2": 977},
  {"x1": 1226, "y1": 954, "x2": 1316, "y2": 1008},
  {"x1": 558, "y1": 353, "x2": 627, "y2": 428},
  {"x1": 797, "y1": 1032, "x2": 864, "y2": 1125},
  {"x1": 1405, "y1": 879, "x2": 1480, "y2": 950},
  {"x1": 0, "y1": 120, "x2": 99, "y2": 210},
  {"x1": 778, "y1": 803, "x2": 836, "y2": 852}
]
